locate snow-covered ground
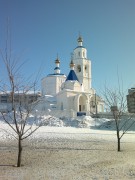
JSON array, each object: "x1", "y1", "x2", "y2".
[{"x1": 0, "y1": 115, "x2": 135, "y2": 179}]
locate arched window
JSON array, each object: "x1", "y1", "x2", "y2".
[
  {"x1": 83, "y1": 51, "x2": 85, "y2": 57},
  {"x1": 79, "y1": 95, "x2": 87, "y2": 112},
  {"x1": 77, "y1": 65, "x2": 81, "y2": 72},
  {"x1": 61, "y1": 102, "x2": 63, "y2": 110}
]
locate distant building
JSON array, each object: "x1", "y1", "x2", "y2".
[
  {"x1": 40, "y1": 36, "x2": 104, "y2": 117},
  {"x1": 127, "y1": 88, "x2": 135, "y2": 113},
  {"x1": 0, "y1": 92, "x2": 41, "y2": 112}
]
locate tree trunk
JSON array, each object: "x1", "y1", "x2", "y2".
[
  {"x1": 117, "y1": 130, "x2": 121, "y2": 152},
  {"x1": 17, "y1": 136, "x2": 22, "y2": 167}
]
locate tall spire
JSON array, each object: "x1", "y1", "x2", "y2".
[
  {"x1": 70, "y1": 59, "x2": 75, "y2": 70},
  {"x1": 70, "y1": 53, "x2": 75, "y2": 70},
  {"x1": 54, "y1": 55, "x2": 60, "y2": 74},
  {"x1": 55, "y1": 54, "x2": 60, "y2": 64},
  {"x1": 77, "y1": 33, "x2": 83, "y2": 46}
]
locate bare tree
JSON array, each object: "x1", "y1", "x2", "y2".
[
  {"x1": 0, "y1": 24, "x2": 45, "y2": 167},
  {"x1": 103, "y1": 85, "x2": 135, "y2": 152}
]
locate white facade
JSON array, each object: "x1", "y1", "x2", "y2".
[
  {"x1": 73, "y1": 36, "x2": 91, "y2": 91},
  {"x1": 41, "y1": 57, "x2": 66, "y2": 96},
  {"x1": 41, "y1": 75, "x2": 66, "y2": 96},
  {"x1": 40, "y1": 36, "x2": 104, "y2": 117}
]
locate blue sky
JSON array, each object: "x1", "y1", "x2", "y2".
[{"x1": 0, "y1": 0, "x2": 135, "y2": 93}]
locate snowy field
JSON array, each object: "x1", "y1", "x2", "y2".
[{"x1": 0, "y1": 116, "x2": 135, "y2": 180}]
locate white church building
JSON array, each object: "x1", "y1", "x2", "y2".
[{"x1": 40, "y1": 36, "x2": 104, "y2": 117}]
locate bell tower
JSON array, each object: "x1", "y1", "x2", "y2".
[{"x1": 72, "y1": 35, "x2": 92, "y2": 91}]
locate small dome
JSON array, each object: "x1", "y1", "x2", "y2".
[
  {"x1": 55, "y1": 58, "x2": 60, "y2": 64},
  {"x1": 54, "y1": 67, "x2": 60, "y2": 70},
  {"x1": 77, "y1": 36, "x2": 83, "y2": 42},
  {"x1": 70, "y1": 60, "x2": 75, "y2": 68}
]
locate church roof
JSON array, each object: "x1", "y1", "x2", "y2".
[
  {"x1": 47, "y1": 73, "x2": 65, "y2": 76},
  {"x1": 74, "y1": 45, "x2": 85, "y2": 50},
  {"x1": 54, "y1": 67, "x2": 60, "y2": 70},
  {"x1": 66, "y1": 70, "x2": 79, "y2": 82}
]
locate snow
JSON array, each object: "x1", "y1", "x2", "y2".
[
  {"x1": 44, "y1": 95, "x2": 56, "y2": 102},
  {"x1": 1, "y1": 115, "x2": 135, "y2": 179},
  {"x1": 0, "y1": 115, "x2": 135, "y2": 143}
]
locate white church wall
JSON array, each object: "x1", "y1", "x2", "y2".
[
  {"x1": 73, "y1": 82, "x2": 82, "y2": 91},
  {"x1": 57, "y1": 91, "x2": 68, "y2": 110},
  {"x1": 74, "y1": 58, "x2": 91, "y2": 91},
  {"x1": 57, "y1": 90, "x2": 78, "y2": 111},
  {"x1": 41, "y1": 76, "x2": 57, "y2": 96},
  {"x1": 97, "y1": 103, "x2": 104, "y2": 113},
  {"x1": 41, "y1": 75, "x2": 66, "y2": 96},
  {"x1": 62, "y1": 81, "x2": 82, "y2": 92},
  {"x1": 73, "y1": 47, "x2": 87, "y2": 59},
  {"x1": 83, "y1": 59, "x2": 91, "y2": 90},
  {"x1": 74, "y1": 59, "x2": 83, "y2": 84},
  {"x1": 56, "y1": 76, "x2": 66, "y2": 92}
]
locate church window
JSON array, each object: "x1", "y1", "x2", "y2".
[
  {"x1": 83, "y1": 51, "x2": 85, "y2": 57},
  {"x1": 78, "y1": 52, "x2": 80, "y2": 57},
  {"x1": 79, "y1": 105, "x2": 81, "y2": 111},
  {"x1": 61, "y1": 102, "x2": 63, "y2": 110},
  {"x1": 77, "y1": 65, "x2": 81, "y2": 72}
]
